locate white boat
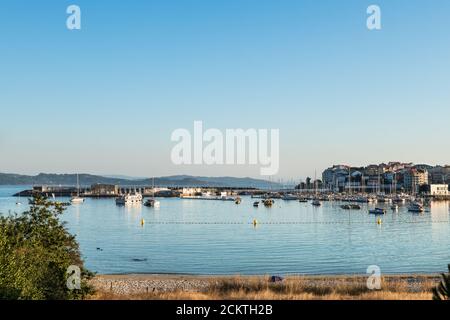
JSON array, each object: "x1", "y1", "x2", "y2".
[
  {"x1": 71, "y1": 173, "x2": 85, "y2": 204},
  {"x1": 312, "y1": 199, "x2": 321, "y2": 206},
  {"x1": 70, "y1": 196, "x2": 84, "y2": 204},
  {"x1": 391, "y1": 204, "x2": 399, "y2": 211},
  {"x1": 116, "y1": 192, "x2": 143, "y2": 206}
]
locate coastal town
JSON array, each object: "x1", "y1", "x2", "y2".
[{"x1": 13, "y1": 163, "x2": 450, "y2": 208}]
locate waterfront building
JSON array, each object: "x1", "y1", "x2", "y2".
[
  {"x1": 90, "y1": 184, "x2": 119, "y2": 196},
  {"x1": 321, "y1": 162, "x2": 445, "y2": 194},
  {"x1": 322, "y1": 165, "x2": 349, "y2": 191},
  {"x1": 403, "y1": 168, "x2": 428, "y2": 193},
  {"x1": 429, "y1": 184, "x2": 449, "y2": 196},
  {"x1": 181, "y1": 187, "x2": 202, "y2": 196},
  {"x1": 429, "y1": 166, "x2": 450, "y2": 184}
]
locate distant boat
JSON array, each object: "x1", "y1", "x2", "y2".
[
  {"x1": 71, "y1": 173, "x2": 85, "y2": 204},
  {"x1": 391, "y1": 204, "x2": 399, "y2": 211},
  {"x1": 298, "y1": 198, "x2": 308, "y2": 203},
  {"x1": 377, "y1": 196, "x2": 392, "y2": 203},
  {"x1": 16, "y1": 192, "x2": 22, "y2": 205},
  {"x1": 116, "y1": 192, "x2": 142, "y2": 206},
  {"x1": 144, "y1": 177, "x2": 160, "y2": 208},
  {"x1": 253, "y1": 201, "x2": 259, "y2": 207},
  {"x1": 311, "y1": 170, "x2": 321, "y2": 207},
  {"x1": 392, "y1": 196, "x2": 406, "y2": 204},
  {"x1": 282, "y1": 194, "x2": 298, "y2": 200},
  {"x1": 144, "y1": 198, "x2": 160, "y2": 208},
  {"x1": 408, "y1": 202, "x2": 424, "y2": 213},
  {"x1": 263, "y1": 199, "x2": 274, "y2": 207},
  {"x1": 354, "y1": 196, "x2": 377, "y2": 203},
  {"x1": 235, "y1": 197, "x2": 242, "y2": 204},
  {"x1": 369, "y1": 208, "x2": 386, "y2": 215},
  {"x1": 341, "y1": 204, "x2": 361, "y2": 210}
]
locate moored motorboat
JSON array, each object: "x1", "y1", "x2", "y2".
[
  {"x1": 312, "y1": 199, "x2": 321, "y2": 206},
  {"x1": 253, "y1": 201, "x2": 259, "y2": 207},
  {"x1": 369, "y1": 207, "x2": 386, "y2": 215},
  {"x1": 116, "y1": 192, "x2": 143, "y2": 206},
  {"x1": 341, "y1": 204, "x2": 361, "y2": 210},
  {"x1": 144, "y1": 198, "x2": 160, "y2": 208},
  {"x1": 408, "y1": 202, "x2": 424, "y2": 213}
]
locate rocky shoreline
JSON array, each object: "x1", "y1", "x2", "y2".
[
  {"x1": 90, "y1": 275, "x2": 211, "y2": 295},
  {"x1": 90, "y1": 274, "x2": 440, "y2": 297}
]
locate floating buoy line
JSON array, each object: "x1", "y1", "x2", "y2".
[{"x1": 136, "y1": 220, "x2": 449, "y2": 225}]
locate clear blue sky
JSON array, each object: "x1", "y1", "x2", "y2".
[{"x1": 1, "y1": 0, "x2": 449, "y2": 180}]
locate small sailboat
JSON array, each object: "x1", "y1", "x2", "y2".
[
  {"x1": 71, "y1": 174, "x2": 85, "y2": 204},
  {"x1": 311, "y1": 170, "x2": 321, "y2": 207},
  {"x1": 144, "y1": 177, "x2": 160, "y2": 208},
  {"x1": 144, "y1": 198, "x2": 160, "y2": 208},
  {"x1": 16, "y1": 192, "x2": 22, "y2": 205}
]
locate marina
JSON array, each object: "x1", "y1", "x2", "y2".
[{"x1": 1, "y1": 185, "x2": 449, "y2": 276}]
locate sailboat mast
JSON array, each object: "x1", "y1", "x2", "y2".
[{"x1": 77, "y1": 173, "x2": 80, "y2": 197}]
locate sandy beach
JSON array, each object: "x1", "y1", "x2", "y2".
[{"x1": 90, "y1": 274, "x2": 440, "y2": 300}]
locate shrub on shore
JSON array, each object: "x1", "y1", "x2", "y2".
[
  {"x1": 0, "y1": 195, "x2": 94, "y2": 299},
  {"x1": 433, "y1": 265, "x2": 450, "y2": 300}
]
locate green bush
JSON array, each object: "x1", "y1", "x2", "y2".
[
  {"x1": 433, "y1": 264, "x2": 450, "y2": 300},
  {"x1": 0, "y1": 195, "x2": 94, "y2": 299}
]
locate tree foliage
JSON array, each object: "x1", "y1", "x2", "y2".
[
  {"x1": 433, "y1": 264, "x2": 450, "y2": 300},
  {"x1": 0, "y1": 195, "x2": 94, "y2": 299}
]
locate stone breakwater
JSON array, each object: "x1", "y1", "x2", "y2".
[{"x1": 90, "y1": 275, "x2": 211, "y2": 295}]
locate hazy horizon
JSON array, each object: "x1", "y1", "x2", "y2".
[{"x1": 1, "y1": 1, "x2": 450, "y2": 180}]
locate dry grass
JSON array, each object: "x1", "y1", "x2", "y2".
[{"x1": 90, "y1": 275, "x2": 437, "y2": 300}]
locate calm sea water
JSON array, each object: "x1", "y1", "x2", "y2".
[{"x1": 1, "y1": 186, "x2": 449, "y2": 275}]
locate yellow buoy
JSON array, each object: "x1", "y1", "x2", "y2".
[
  {"x1": 141, "y1": 218, "x2": 145, "y2": 226},
  {"x1": 377, "y1": 218, "x2": 382, "y2": 225},
  {"x1": 253, "y1": 219, "x2": 258, "y2": 226}
]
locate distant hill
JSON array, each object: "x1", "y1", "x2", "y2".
[{"x1": 0, "y1": 173, "x2": 280, "y2": 189}]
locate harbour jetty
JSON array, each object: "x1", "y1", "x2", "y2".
[{"x1": 13, "y1": 183, "x2": 450, "y2": 202}]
